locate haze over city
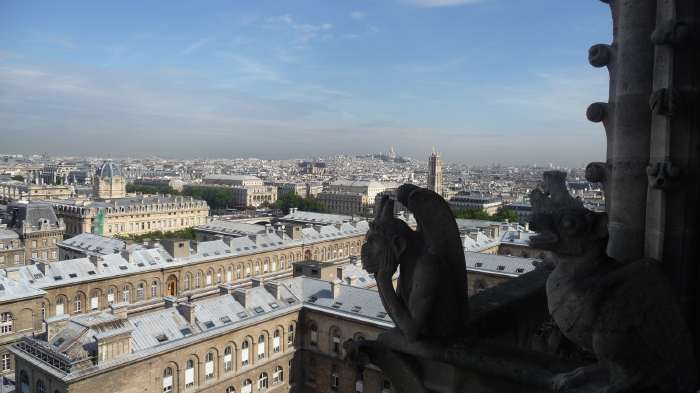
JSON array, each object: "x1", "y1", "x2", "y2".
[{"x1": 1, "y1": 0, "x2": 610, "y2": 165}]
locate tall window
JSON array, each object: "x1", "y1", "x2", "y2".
[
  {"x1": 331, "y1": 366, "x2": 340, "y2": 391},
  {"x1": 273, "y1": 329, "x2": 281, "y2": 353},
  {"x1": 355, "y1": 378, "x2": 364, "y2": 393},
  {"x1": 73, "y1": 295, "x2": 82, "y2": 313},
  {"x1": 224, "y1": 346, "x2": 233, "y2": 372},
  {"x1": 162, "y1": 367, "x2": 173, "y2": 393},
  {"x1": 195, "y1": 272, "x2": 201, "y2": 288},
  {"x1": 0, "y1": 312, "x2": 13, "y2": 334},
  {"x1": 205, "y1": 352, "x2": 215, "y2": 380},
  {"x1": 136, "y1": 283, "x2": 145, "y2": 300},
  {"x1": 107, "y1": 288, "x2": 115, "y2": 304},
  {"x1": 56, "y1": 297, "x2": 65, "y2": 316},
  {"x1": 258, "y1": 373, "x2": 268, "y2": 391},
  {"x1": 288, "y1": 324, "x2": 295, "y2": 345},
  {"x1": 206, "y1": 270, "x2": 212, "y2": 286},
  {"x1": 184, "y1": 273, "x2": 191, "y2": 290},
  {"x1": 151, "y1": 281, "x2": 159, "y2": 297},
  {"x1": 241, "y1": 379, "x2": 252, "y2": 393},
  {"x1": 273, "y1": 366, "x2": 283, "y2": 384},
  {"x1": 241, "y1": 340, "x2": 249, "y2": 366},
  {"x1": 226, "y1": 266, "x2": 233, "y2": 282},
  {"x1": 331, "y1": 328, "x2": 342, "y2": 356},
  {"x1": 310, "y1": 323, "x2": 318, "y2": 346},
  {"x1": 225, "y1": 387, "x2": 235, "y2": 393},
  {"x1": 1, "y1": 353, "x2": 10, "y2": 371},
  {"x1": 122, "y1": 285, "x2": 130, "y2": 303},
  {"x1": 185, "y1": 359, "x2": 195, "y2": 388},
  {"x1": 40, "y1": 302, "x2": 46, "y2": 320},
  {"x1": 19, "y1": 371, "x2": 29, "y2": 393},
  {"x1": 257, "y1": 334, "x2": 266, "y2": 359},
  {"x1": 36, "y1": 380, "x2": 46, "y2": 393},
  {"x1": 90, "y1": 293, "x2": 99, "y2": 310}
]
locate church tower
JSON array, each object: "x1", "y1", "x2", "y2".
[{"x1": 428, "y1": 149, "x2": 443, "y2": 196}]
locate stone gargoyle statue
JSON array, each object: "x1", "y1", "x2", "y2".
[
  {"x1": 344, "y1": 184, "x2": 467, "y2": 393},
  {"x1": 529, "y1": 171, "x2": 698, "y2": 393},
  {"x1": 362, "y1": 183, "x2": 468, "y2": 341}
]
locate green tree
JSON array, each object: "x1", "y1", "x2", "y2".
[
  {"x1": 116, "y1": 227, "x2": 195, "y2": 243},
  {"x1": 10, "y1": 175, "x2": 24, "y2": 182},
  {"x1": 127, "y1": 183, "x2": 180, "y2": 195},
  {"x1": 273, "y1": 193, "x2": 328, "y2": 214},
  {"x1": 452, "y1": 208, "x2": 492, "y2": 220},
  {"x1": 492, "y1": 207, "x2": 520, "y2": 222},
  {"x1": 181, "y1": 186, "x2": 234, "y2": 210}
]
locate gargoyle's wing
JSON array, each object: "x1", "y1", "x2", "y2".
[{"x1": 397, "y1": 184, "x2": 461, "y2": 259}]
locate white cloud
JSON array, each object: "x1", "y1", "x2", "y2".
[
  {"x1": 400, "y1": 0, "x2": 484, "y2": 7},
  {"x1": 180, "y1": 37, "x2": 212, "y2": 56},
  {"x1": 265, "y1": 15, "x2": 333, "y2": 46},
  {"x1": 350, "y1": 11, "x2": 367, "y2": 20},
  {"x1": 216, "y1": 54, "x2": 284, "y2": 83}
]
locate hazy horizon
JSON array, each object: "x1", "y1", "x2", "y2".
[{"x1": 1, "y1": 0, "x2": 611, "y2": 166}]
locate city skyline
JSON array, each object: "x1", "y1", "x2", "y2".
[{"x1": 1, "y1": 0, "x2": 610, "y2": 165}]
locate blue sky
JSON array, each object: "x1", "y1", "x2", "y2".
[{"x1": 0, "y1": 0, "x2": 612, "y2": 165}]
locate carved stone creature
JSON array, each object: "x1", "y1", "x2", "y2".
[
  {"x1": 361, "y1": 183, "x2": 467, "y2": 340},
  {"x1": 529, "y1": 171, "x2": 697, "y2": 393}
]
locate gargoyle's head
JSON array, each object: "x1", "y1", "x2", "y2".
[
  {"x1": 528, "y1": 171, "x2": 608, "y2": 256},
  {"x1": 361, "y1": 196, "x2": 414, "y2": 274}
]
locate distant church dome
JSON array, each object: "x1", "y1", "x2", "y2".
[{"x1": 96, "y1": 162, "x2": 123, "y2": 179}]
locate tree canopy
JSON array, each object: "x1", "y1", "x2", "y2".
[
  {"x1": 453, "y1": 206, "x2": 521, "y2": 222},
  {"x1": 273, "y1": 192, "x2": 328, "y2": 214}
]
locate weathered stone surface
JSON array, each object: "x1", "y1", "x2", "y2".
[{"x1": 530, "y1": 171, "x2": 698, "y2": 392}]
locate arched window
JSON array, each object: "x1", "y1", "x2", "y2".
[
  {"x1": 73, "y1": 294, "x2": 82, "y2": 313},
  {"x1": 217, "y1": 268, "x2": 223, "y2": 283},
  {"x1": 242, "y1": 379, "x2": 252, "y2": 393},
  {"x1": 19, "y1": 370, "x2": 29, "y2": 393},
  {"x1": 107, "y1": 287, "x2": 116, "y2": 304},
  {"x1": 206, "y1": 270, "x2": 213, "y2": 286},
  {"x1": 36, "y1": 380, "x2": 47, "y2": 393},
  {"x1": 185, "y1": 359, "x2": 195, "y2": 388},
  {"x1": 257, "y1": 334, "x2": 266, "y2": 359},
  {"x1": 309, "y1": 323, "x2": 318, "y2": 346},
  {"x1": 287, "y1": 323, "x2": 295, "y2": 346},
  {"x1": 236, "y1": 265, "x2": 242, "y2": 279},
  {"x1": 195, "y1": 271, "x2": 202, "y2": 288},
  {"x1": 0, "y1": 312, "x2": 13, "y2": 334},
  {"x1": 225, "y1": 387, "x2": 236, "y2": 393},
  {"x1": 330, "y1": 365, "x2": 340, "y2": 391},
  {"x1": 90, "y1": 290, "x2": 100, "y2": 310},
  {"x1": 273, "y1": 366, "x2": 283, "y2": 384},
  {"x1": 224, "y1": 346, "x2": 233, "y2": 372},
  {"x1": 151, "y1": 281, "x2": 159, "y2": 298},
  {"x1": 56, "y1": 296, "x2": 66, "y2": 316},
  {"x1": 163, "y1": 367, "x2": 174, "y2": 393},
  {"x1": 122, "y1": 285, "x2": 130, "y2": 303},
  {"x1": 241, "y1": 340, "x2": 250, "y2": 366},
  {"x1": 330, "y1": 327, "x2": 342, "y2": 356},
  {"x1": 184, "y1": 273, "x2": 191, "y2": 290},
  {"x1": 258, "y1": 372, "x2": 268, "y2": 391},
  {"x1": 205, "y1": 351, "x2": 215, "y2": 380},
  {"x1": 226, "y1": 266, "x2": 233, "y2": 282},
  {"x1": 136, "y1": 283, "x2": 145, "y2": 300},
  {"x1": 273, "y1": 329, "x2": 281, "y2": 353}
]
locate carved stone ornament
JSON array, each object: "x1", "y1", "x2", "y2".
[{"x1": 529, "y1": 171, "x2": 698, "y2": 392}]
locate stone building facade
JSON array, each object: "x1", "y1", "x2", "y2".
[
  {"x1": 0, "y1": 203, "x2": 65, "y2": 267},
  {"x1": 51, "y1": 195, "x2": 209, "y2": 237},
  {"x1": 0, "y1": 220, "x2": 369, "y2": 385},
  {"x1": 316, "y1": 192, "x2": 370, "y2": 216},
  {"x1": 0, "y1": 180, "x2": 72, "y2": 203}
]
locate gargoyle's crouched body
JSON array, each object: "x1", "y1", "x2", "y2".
[
  {"x1": 531, "y1": 171, "x2": 697, "y2": 392},
  {"x1": 361, "y1": 184, "x2": 467, "y2": 341}
]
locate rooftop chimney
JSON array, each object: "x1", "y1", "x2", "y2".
[
  {"x1": 232, "y1": 288, "x2": 249, "y2": 307},
  {"x1": 330, "y1": 281, "x2": 341, "y2": 299},
  {"x1": 176, "y1": 301, "x2": 196, "y2": 324},
  {"x1": 109, "y1": 303, "x2": 128, "y2": 320},
  {"x1": 162, "y1": 239, "x2": 190, "y2": 259},
  {"x1": 264, "y1": 281, "x2": 282, "y2": 299}
]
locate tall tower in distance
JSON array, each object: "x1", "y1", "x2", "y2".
[{"x1": 427, "y1": 148, "x2": 443, "y2": 196}]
